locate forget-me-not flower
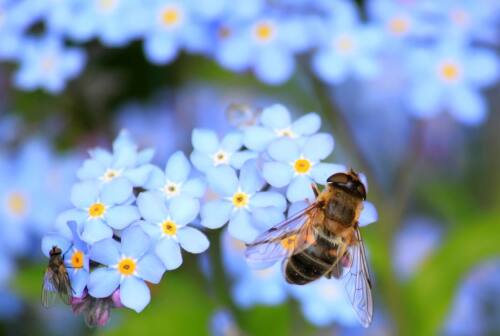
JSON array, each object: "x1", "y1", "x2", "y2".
[
  {"x1": 145, "y1": 151, "x2": 206, "y2": 201},
  {"x1": 88, "y1": 226, "x2": 165, "y2": 313},
  {"x1": 243, "y1": 104, "x2": 321, "y2": 152},
  {"x1": 262, "y1": 134, "x2": 344, "y2": 202},
  {"x1": 77, "y1": 130, "x2": 156, "y2": 187},
  {"x1": 201, "y1": 161, "x2": 287, "y2": 242},
  {"x1": 137, "y1": 191, "x2": 209, "y2": 270},
  {"x1": 13, "y1": 35, "x2": 86, "y2": 93},
  {"x1": 68, "y1": 178, "x2": 139, "y2": 244},
  {"x1": 190, "y1": 128, "x2": 256, "y2": 173}
]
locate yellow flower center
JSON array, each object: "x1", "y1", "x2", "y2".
[
  {"x1": 213, "y1": 150, "x2": 230, "y2": 166},
  {"x1": 71, "y1": 250, "x2": 84, "y2": 268},
  {"x1": 232, "y1": 192, "x2": 249, "y2": 208},
  {"x1": 161, "y1": 220, "x2": 177, "y2": 236},
  {"x1": 117, "y1": 258, "x2": 136, "y2": 276},
  {"x1": 439, "y1": 61, "x2": 461, "y2": 82},
  {"x1": 280, "y1": 235, "x2": 296, "y2": 251},
  {"x1": 254, "y1": 21, "x2": 275, "y2": 42},
  {"x1": 293, "y1": 158, "x2": 312, "y2": 174},
  {"x1": 88, "y1": 202, "x2": 106, "y2": 218},
  {"x1": 102, "y1": 168, "x2": 121, "y2": 182},
  {"x1": 161, "y1": 6, "x2": 182, "y2": 28},
  {"x1": 97, "y1": 0, "x2": 118, "y2": 12},
  {"x1": 388, "y1": 16, "x2": 410, "y2": 35},
  {"x1": 6, "y1": 192, "x2": 27, "y2": 217},
  {"x1": 275, "y1": 128, "x2": 296, "y2": 138},
  {"x1": 163, "y1": 182, "x2": 180, "y2": 198},
  {"x1": 335, "y1": 34, "x2": 355, "y2": 55}
]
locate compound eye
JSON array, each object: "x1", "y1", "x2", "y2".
[
  {"x1": 327, "y1": 173, "x2": 349, "y2": 184},
  {"x1": 356, "y1": 183, "x2": 367, "y2": 200}
]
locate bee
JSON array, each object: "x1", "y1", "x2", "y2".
[
  {"x1": 246, "y1": 169, "x2": 373, "y2": 327},
  {"x1": 42, "y1": 246, "x2": 73, "y2": 308}
]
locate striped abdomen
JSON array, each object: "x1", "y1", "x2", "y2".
[{"x1": 284, "y1": 226, "x2": 344, "y2": 285}]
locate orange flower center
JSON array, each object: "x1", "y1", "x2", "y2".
[
  {"x1": 388, "y1": 16, "x2": 410, "y2": 35},
  {"x1": 117, "y1": 258, "x2": 136, "y2": 276},
  {"x1": 88, "y1": 202, "x2": 106, "y2": 218},
  {"x1": 6, "y1": 192, "x2": 27, "y2": 217},
  {"x1": 280, "y1": 235, "x2": 297, "y2": 251},
  {"x1": 232, "y1": 192, "x2": 249, "y2": 208},
  {"x1": 254, "y1": 21, "x2": 275, "y2": 42},
  {"x1": 293, "y1": 158, "x2": 312, "y2": 174},
  {"x1": 71, "y1": 250, "x2": 84, "y2": 268},
  {"x1": 440, "y1": 62, "x2": 461, "y2": 82},
  {"x1": 161, "y1": 220, "x2": 177, "y2": 236},
  {"x1": 161, "y1": 6, "x2": 182, "y2": 27},
  {"x1": 335, "y1": 34, "x2": 355, "y2": 54}
]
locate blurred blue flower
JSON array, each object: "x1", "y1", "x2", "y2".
[
  {"x1": 201, "y1": 162, "x2": 287, "y2": 242},
  {"x1": 215, "y1": 15, "x2": 311, "y2": 84},
  {"x1": 77, "y1": 130, "x2": 155, "y2": 188},
  {"x1": 210, "y1": 309, "x2": 240, "y2": 336},
  {"x1": 88, "y1": 226, "x2": 165, "y2": 312},
  {"x1": 262, "y1": 134, "x2": 344, "y2": 203},
  {"x1": 221, "y1": 229, "x2": 288, "y2": 307},
  {"x1": 137, "y1": 191, "x2": 209, "y2": 270},
  {"x1": 145, "y1": 151, "x2": 206, "y2": 201},
  {"x1": 243, "y1": 104, "x2": 321, "y2": 152},
  {"x1": 444, "y1": 259, "x2": 500, "y2": 335},
  {"x1": 13, "y1": 35, "x2": 85, "y2": 93},
  {"x1": 68, "y1": 178, "x2": 139, "y2": 244},
  {"x1": 406, "y1": 42, "x2": 500, "y2": 125},
  {"x1": 142, "y1": 0, "x2": 210, "y2": 65},
  {"x1": 290, "y1": 277, "x2": 358, "y2": 327},
  {"x1": 190, "y1": 128, "x2": 256, "y2": 173}
]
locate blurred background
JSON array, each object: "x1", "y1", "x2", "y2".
[{"x1": 0, "y1": 0, "x2": 499, "y2": 335}]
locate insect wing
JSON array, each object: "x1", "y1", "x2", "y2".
[
  {"x1": 342, "y1": 227, "x2": 373, "y2": 327},
  {"x1": 245, "y1": 202, "x2": 319, "y2": 269},
  {"x1": 57, "y1": 264, "x2": 73, "y2": 305},
  {"x1": 41, "y1": 269, "x2": 58, "y2": 308}
]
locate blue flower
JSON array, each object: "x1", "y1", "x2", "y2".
[
  {"x1": 406, "y1": 42, "x2": 500, "y2": 125},
  {"x1": 13, "y1": 35, "x2": 86, "y2": 93},
  {"x1": 262, "y1": 134, "x2": 344, "y2": 203},
  {"x1": 190, "y1": 128, "x2": 256, "y2": 173},
  {"x1": 77, "y1": 130, "x2": 155, "y2": 188},
  {"x1": 141, "y1": 0, "x2": 210, "y2": 65},
  {"x1": 137, "y1": 191, "x2": 209, "y2": 270},
  {"x1": 210, "y1": 309, "x2": 240, "y2": 336},
  {"x1": 87, "y1": 226, "x2": 165, "y2": 313},
  {"x1": 243, "y1": 104, "x2": 321, "y2": 152},
  {"x1": 145, "y1": 151, "x2": 206, "y2": 201},
  {"x1": 68, "y1": 178, "x2": 139, "y2": 244},
  {"x1": 201, "y1": 161, "x2": 287, "y2": 242},
  {"x1": 290, "y1": 277, "x2": 358, "y2": 327},
  {"x1": 221, "y1": 230, "x2": 288, "y2": 307}
]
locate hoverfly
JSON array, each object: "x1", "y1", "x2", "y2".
[
  {"x1": 42, "y1": 246, "x2": 73, "y2": 307},
  {"x1": 246, "y1": 169, "x2": 374, "y2": 327}
]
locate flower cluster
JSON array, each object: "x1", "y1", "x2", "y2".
[
  {"x1": 41, "y1": 104, "x2": 378, "y2": 327},
  {"x1": 2, "y1": 0, "x2": 499, "y2": 124}
]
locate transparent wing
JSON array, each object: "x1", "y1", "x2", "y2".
[
  {"x1": 57, "y1": 265, "x2": 73, "y2": 305},
  {"x1": 245, "y1": 202, "x2": 320, "y2": 269},
  {"x1": 41, "y1": 270, "x2": 58, "y2": 308},
  {"x1": 342, "y1": 227, "x2": 373, "y2": 328}
]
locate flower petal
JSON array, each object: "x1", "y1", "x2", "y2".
[
  {"x1": 230, "y1": 150, "x2": 258, "y2": 169},
  {"x1": 106, "y1": 205, "x2": 140, "y2": 230},
  {"x1": 260, "y1": 104, "x2": 291, "y2": 129},
  {"x1": 192, "y1": 128, "x2": 219, "y2": 154},
  {"x1": 120, "y1": 276, "x2": 150, "y2": 313},
  {"x1": 69, "y1": 270, "x2": 88, "y2": 298},
  {"x1": 252, "y1": 207, "x2": 285, "y2": 231},
  {"x1": 200, "y1": 200, "x2": 232, "y2": 229},
  {"x1": 183, "y1": 178, "x2": 206, "y2": 198},
  {"x1": 267, "y1": 138, "x2": 299, "y2": 162},
  {"x1": 82, "y1": 220, "x2": 113, "y2": 244},
  {"x1": 251, "y1": 192, "x2": 287, "y2": 212},
  {"x1": 228, "y1": 210, "x2": 259, "y2": 243},
  {"x1": 243, "y1": 127, "x2": 275, "y2": 152},
  {"x1": 207, "y1": 165, "x2": 238, "y2": 196},
  {"x1": 311, "y1": 163, "x2": 346, "y2": 185},
  {"x1": 101, "y1": 177, "x2": 133, "y2": 206},
  {"x1": 71, "y1": 181, "x2": 99, "y2": 209},
  {"x1": 165, "y1": 151, "x2": 191, "y2": 183},
  {"x1": 136, "y1": 254, "x2": 165, "y2": 284},
  {"x1": 137, "y1": 191, "x2": 168, "y2": 223},
  {"x1": 302, "y1": 133, "x2": 334, "y2": 161},
  {"x1": 169, "y1": 196, "x2": 199, "y2": 226},
  {"x1": 292, "y1": 113, "x2": 321, "y2": 136},
  {"x1": 221, "y1": 132, "x2": 243, "y2": 152},
  {"x1": 286, "y1": 176, "x2": 315, "y2": 203},
  {"x1": 190, "y1": 150, "x2": 212, "y2": 173},
  {"x1": 88, "y1": 268, "x2": 120, "y2": 298},
  {"x1": 177, "y1": 227, "x2": 210, "y2": 254},
  {"x1": 124, "y1": 164, "x2": 155, "y2": 187},
  {"x1": 155, "y1": 239, "x2": 183, "y2": 270},
  {"x1": 262, "y1": 162, "x2": 293, "y2": 188},
  {"x1": 239, "y1": 160, "x2": 264, "y2": 194},
  {"x1": 89, "y1": 238, "x2": 120, "y2": 266},
  {"x1": 359, "y1": 201, "x2": 378, "y2": 227},
  {"x1": 77, "y1": 159, "x2": 105, "y2": 180},
  {"x1": 121, "y1": 226, "x2": 151, "y2": 259},
  {"x1": 41, "y1": 234, "x2": 71, "y2": 258}
]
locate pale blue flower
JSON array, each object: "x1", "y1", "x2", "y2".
[
  {"x1": 137, "y1": 191, "x2": 209, "y2": 270},
  {"x1": 201, "y1": 161, "x2": 287, "y2": 242},
  {"x1": 406, "y1": 42, "x2": 500, "y2": 125},
  {"x1": 145, "y1": 151, "x2": 206, "y2": 201},
  {"x1": 88, "y1": 226, "x2": 165, "y2": 313},
  {"x1": 190, "y1": 128, "x2": 256, "y2": 173},
  {"x1": 243, "y1": 104, "x2": 321, "y2": 152},
  {"x1": 68, "y1": 178, "x2": 139, "y2": 244},
  {"x1": 13, "y1": 35, "x2": 86, "y2": 93},
  {"x1": 262, "y1": 135, "x2": 344, "y2": 203},
  {"x1": 77, "y1": 130, "x2": 156, "y2": 188}
]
